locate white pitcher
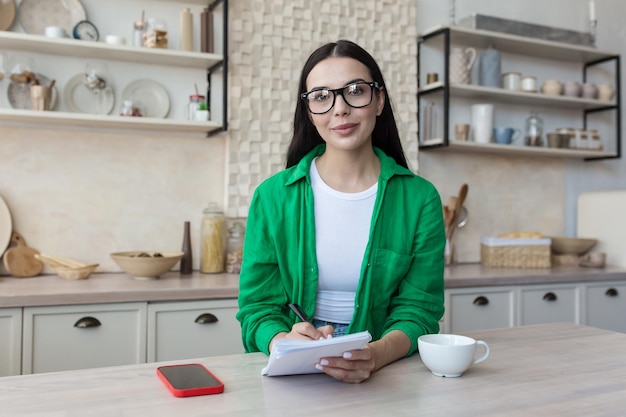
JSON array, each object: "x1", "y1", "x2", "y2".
[{"x1": 450, "y1": 47, "x2": 477, "y2": 84}]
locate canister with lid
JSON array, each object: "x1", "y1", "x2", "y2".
[
  {"x1": 225, "y1": 222, "x2": 245, "y2": 274},
  {"x1": 200, "y1": 202, "x2": 226, "y2": 273},
  {"x1": 188, "y1": 94, "x2": 206, "y2": 121}
]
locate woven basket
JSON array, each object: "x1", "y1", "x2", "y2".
[{"x1": 480, "y1": 237, "x2": 551, "y2": 268}]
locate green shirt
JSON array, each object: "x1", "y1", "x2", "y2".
[{"x1": 236, "y1": 145, "x2": 445, "y2": 356}]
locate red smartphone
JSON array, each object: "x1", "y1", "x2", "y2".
[{"x1": 156, "y1": 363, "x2": 225, "y2": 397}]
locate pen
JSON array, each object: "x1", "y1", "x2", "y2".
[{"x1": 288, "y1": 303, "x2": 311, "y2": 323}]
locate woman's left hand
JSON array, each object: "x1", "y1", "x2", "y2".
[{"x1": 315, "y1": 346, "x2": 376, "y2": 383}]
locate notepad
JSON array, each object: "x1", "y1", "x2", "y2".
[{"x1": 261, "y1": 331, "x2": 372, "y2": 376}]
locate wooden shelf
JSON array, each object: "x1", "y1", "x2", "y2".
[
  {"x1": 421, "y1": 25, "x2": 618, "y2": 62},
  {"x1": 420, "y1": 139, "x2": 617, "y2": 160},
  {"x1": 0, "y1": 109, "x2": 223, "y2": 135},
  {"x1": 419, "y1": 82, "x2": 617, "y2": 110},
  {"x1": 0, "y1": 32, "x2": 222, "y2": 70}
]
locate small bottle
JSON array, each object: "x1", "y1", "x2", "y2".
[
  {"x1": 200, "y1": 202, "x2": 226, "y2": 273},
  {"x1": 180, "y1": 221, "x2": 193, "y2": 275},
  {"x1": 132, "y1": 21, "x2": 145, "y2": 47},
  {"x1": 200, "y1": 7, "x2": 213, "y2": 53},
  {"x1": 524, "y1": 111, "x2": 543, "y2": 147},
  {"x1": 188, "y1": 94, "x2": 205, "y2": 121},
  {"x1": 120, "y1": 100, "x2": 134, "y2": 116},
  {"x1": 225, "y1": 222, "x2": 245, "y2": 274},
  {"x1": 179, "y1": 8, "x2": 193, "y2": 51}
]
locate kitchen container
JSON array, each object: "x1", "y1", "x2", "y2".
[
  {"x1": 188, "y1": 94, "x2": 206, "y2": 121},
  {"x1": 524, "y1": 111, "x2": 543, "y2": 146},
  {"x1": 200, "y1": 202, "x2": 226, "y2": 273},
  {"x1": 225, "y1": 221, "x2": 244, "y2": 274},
  {"x1": 480, "y1": 236, "x2": 552, "y2": 268}
]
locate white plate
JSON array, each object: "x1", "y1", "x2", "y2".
[
  {"x1": 64, "y1": 73, "x2": 115, "y2": 115},
  {"x1": 121, "y1": 79, "x2": 170, "y2": 119},
  {"x1": 7, "y1": 73, "x2": 58, "y2": 110},
  {"x1": 0, "y1": 194, "x2": 12, "y2": 258},
  {"x1": 18, "y1": 0, "x2": 85, "y2": 36}
]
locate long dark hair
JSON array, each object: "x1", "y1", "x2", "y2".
[{"x1": 285, "y1": 40, "x2": 408, "y2": 169}]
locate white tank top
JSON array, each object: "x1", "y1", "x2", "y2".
[{"x1": 310, "y1": 158, "x2": 377, "y2": 323}]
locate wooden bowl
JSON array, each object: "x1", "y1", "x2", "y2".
[
  {"x1": 549, "y1": 237, "x2": 597, "y2": 255},
  {"x1": 54, "y1": 264, "x2": 99, "y2": 280},
  {"x1": 110, "y1": 251, "x2": 184, "y2": 280}
]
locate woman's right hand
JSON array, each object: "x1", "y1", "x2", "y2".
[{"x1": 269, "y1": 323, "x2": 334, "y2": 351}]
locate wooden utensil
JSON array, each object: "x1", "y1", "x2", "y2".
[
  {"x1": 447, "y1": 183, "x2": 469, "y2": 241},
  {"x1": 2, "y1": 231, "x2": 43, "y2": 277}
]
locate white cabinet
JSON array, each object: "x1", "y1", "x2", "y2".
[
  {"x1": 0, "y1": 308, "x2": 22, "y2": 377},
  {"x1": 584, "y1": 282, "x2": 626, "y2": 333},
  {"x1": 147, "y1": 299, "x2": 243, "y2": 362},
  {"x1": 445, "y1": 280, "x2": 626, "y2": 333},
  {"x1": 22, "y1": 303, "x2": 147, "y2": 374},
  {"x1": 518, "y1": 284, "x2": 580, "y2": 326},
  {"x1": 444, "y1": 287, "x2": 515, "y2": 333}
]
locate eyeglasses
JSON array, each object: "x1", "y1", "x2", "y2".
[{"x1": 300, "y1": 81, "x2": 380, "y2": 115}]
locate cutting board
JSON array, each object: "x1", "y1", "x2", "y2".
[
  {"x1": 2, "y1": 231, "x2": 43, "y2": 277},
  {"x1": 577, "y1": 190, "x2": 626, "y2": 268}
]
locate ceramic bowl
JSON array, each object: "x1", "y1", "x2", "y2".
[
  {"x1": 110, "y1": 251, "x2": 184, "y2": 280},
  {"x1": 548, "y1": 237, "x2": 597, "y2": 255},
  {"x1": 541, "y1": 80, "x2": 563, "y2": 96}
]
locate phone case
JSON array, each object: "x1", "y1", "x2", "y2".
[{"x1": 157, "y1": 363, "x2": 224, "y2": 397}]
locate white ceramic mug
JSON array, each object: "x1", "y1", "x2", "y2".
[
  {"x1": 471, "y1": 104, "x2": 494, "y2": 143},
  {"x1": 418, "y1": 334, "x2": 490, "y2": 377},
  {"x1": 45, "y1": 26, "x2": 67, "y2": 38},
  {"x1": 521, "y1": 76, "x2": 537, "y2": 92}
]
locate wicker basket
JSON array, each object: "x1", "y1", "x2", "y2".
[{"x1": 481, "y1": 237, "x2": 551, "y2": 268}]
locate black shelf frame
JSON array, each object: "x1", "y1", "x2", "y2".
[
  {"x1": 207, "y1": 0, "x2": 228, "y2": 137},
  {"x1": 417, "y1": 27, "x2": 621, "y2": 161}
]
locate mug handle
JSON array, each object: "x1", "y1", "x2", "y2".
[
  {"x1": 472, "y1": 340, "x2": 490, "y2": 365},
  {"x1": 466, "y1": 48, "x2": 477, "y2": 71}
]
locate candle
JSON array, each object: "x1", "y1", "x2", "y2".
[{"x1": 589, "y1": 0, "x2": 596, "y2": 21}]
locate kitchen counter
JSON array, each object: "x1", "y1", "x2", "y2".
[
  {"x1": 0, "y1": 271, "x2": 240, "y2": 308},
  {"x1": 1, "y1": 264, "x2": 626, "y2": 308},
  {"x1": 2, "y1": 323, "x2": 625, "y2": 416},
  {"x1": 444, "y1": 263, "x2": 626, "y2": 288}
]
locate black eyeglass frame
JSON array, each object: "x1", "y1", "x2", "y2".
[{"x1": 300, "y1": 81, "x2": 380, "y2": 115}]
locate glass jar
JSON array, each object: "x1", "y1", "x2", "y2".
[
  {"x1": 225, "y1": 222, "x2": 245, "y2": 274},
  {"x1": 200, "y1": 202, "x2": 226, "y2": 273},
  {"x1": 525, "y1": 111, "x2": 543, "y2": 146},
  {"x1": 188, "y1": 94, "x2": 205, "y2": 121},
  {"x1": 143, "y1": 18, "x2": 168, "y2": 48},
  {"x1": 132, "y1": 20, "x2": 145, "y2": 47}
]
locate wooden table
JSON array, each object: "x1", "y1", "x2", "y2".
[{"x1": 1, "y1": 323, "x2": 625, "y2": 416}]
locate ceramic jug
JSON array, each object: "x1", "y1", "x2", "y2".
[
  {"x1": 450, "y1": 47, "x2": 477, "y2": 84},
  {"x1": 478, "y1": 46, "x2": 501, "y2": 88}
]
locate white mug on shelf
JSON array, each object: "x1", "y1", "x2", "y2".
[{"x1": 471, "y1": 104, "x2": 494, "y2": 144}]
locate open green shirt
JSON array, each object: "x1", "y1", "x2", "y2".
[{"x1": 236, "y1": 145, "x2": 445, "y2": 356}]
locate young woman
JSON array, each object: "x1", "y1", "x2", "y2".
[{"x1": 236, "y1": 40, "x2": 445, "y2": 383}]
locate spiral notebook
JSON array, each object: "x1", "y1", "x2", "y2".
[{"x1": 261, "y1": 331, "x2": 372, "y2": 376}]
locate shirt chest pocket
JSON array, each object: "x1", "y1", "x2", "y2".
[{"x1": 369, "y1": 248, "x2": 414, "y2": 298}]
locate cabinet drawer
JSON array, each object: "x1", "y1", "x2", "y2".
[
  {"x1": 446, "y1": 288, "x2": 515, "y2": 333},
  {"x1": 518, "y1": 285, "x2": 579, "y2": 326},
  {"x1": 22, "y1": 303, "x2": 147, "y2": 374},
  {"x1": 0, "y1": 308, "x2": 22, "y2": 377},
  {"x1": 585, "y1": 282, "x2": 626, "y2": 333},
  {"x1": 147, "y1": 299, "x2": 243, "y2": 362}
]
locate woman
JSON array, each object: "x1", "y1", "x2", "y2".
[{"x1": 236, "y1": 40, "x2": 445, "y2": 383}]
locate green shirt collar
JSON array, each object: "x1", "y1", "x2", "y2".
[{"x1": 285, "y1": 144, "x2": 411, "y2": 186}]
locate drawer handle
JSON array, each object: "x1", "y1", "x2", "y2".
[
  {"x1": 74, "y1": 316, "x2": 102, "y2": 328},
  {"x1": 195, "y1": 313, "x2": 219, "y2": 324},
  {"x1": 606, "y1": 288, "x2": 619, "y2": 297},
  {"x1": 543, "y1": 292, "x2": 558, "y2": 302},
  {"x1": 472, "y1": 296, "x2": 489, "y2": 306}
]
